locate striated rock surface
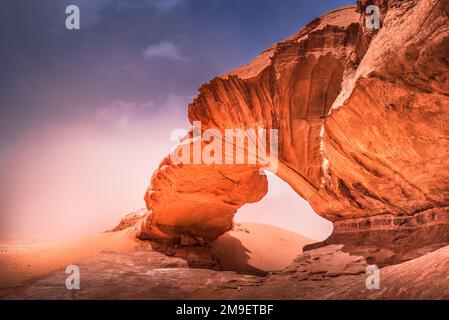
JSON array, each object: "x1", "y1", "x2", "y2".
[
  {"x1": 232, "y1": 243, "x2": 449, "y2": 300},
  {"x1": 9, "y1": 241, "x2": 449, "y2": 300},
  {"x1": 129, "y1": 0, "x2": 449, "y2": 248},
  {"x1": 318, "y1": 0, "x2": 449, "y2": 223},
  {"x1": 0, "y1": 244, "x2": 263, "y2": 300},
  {"x1": 140, "y1": 159, "x2": 267, "y2": 244}
]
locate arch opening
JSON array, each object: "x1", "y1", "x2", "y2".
[
  {"x1": 235, "y1": 172, "x2": 333, "y2": 242},
  {"x1": 210, "y1": 172, "x2": 333, "y2": 275}
]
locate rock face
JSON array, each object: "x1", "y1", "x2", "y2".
[
  {"x1": 0, "y1": 244, "x2": 263, "y2": 300},
  {"x1": 231, "y1": 243, "x2": 449, "y2": 300},
  {"x1": 133, "y1": 0, "x2": 449, "y2": 246}
]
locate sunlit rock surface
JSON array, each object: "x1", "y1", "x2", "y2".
[{"x1": 132, "y1": 0, "x2": 449, "y2": 243}]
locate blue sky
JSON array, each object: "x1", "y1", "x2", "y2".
[{"x1": 0, "y1": 0, "x2": 354, "y2": 138}]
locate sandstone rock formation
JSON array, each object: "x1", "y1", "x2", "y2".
[
  {"x1": 0, "y1": 243, "x2": 264, "y2": 300},
  {"x1": 8, "y1": 241, "x2": 449, "y2": 300},
  {"x1": 232, "y1": 243, "x2": 449, "y2": 300},
  {"x1": 126, "y1": 0, "x2": 449, "y2": 250}
]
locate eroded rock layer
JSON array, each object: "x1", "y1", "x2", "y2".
[{"x1": 135, "y1": 0, "x2": 449, "y2": 243}]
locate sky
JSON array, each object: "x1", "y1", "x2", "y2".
[{"x1": 0, "y1": 0, "x2": 353, "y2": 240}]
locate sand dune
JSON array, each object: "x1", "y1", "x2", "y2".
[
  {"x1": 0, "y1": 222, "x2": 314, "y2": 291},
  {"x1": 213, "y1": 223, "x2": 315, "y2": 274},
  {"x1": 0, "y1": 228, "x2": 139, "y2": 288}
]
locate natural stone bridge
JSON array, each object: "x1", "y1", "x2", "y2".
[{"x1": 117, "y1": 0, "x2": 449, "y2": 248}]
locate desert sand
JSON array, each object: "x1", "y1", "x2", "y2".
[
  {"x1": 0, "y1": 228, "x2": 139, "y2": 288},
  {"x1": 213, "y1": 223, "x2": 314, "y2": 275},
  {"x1": 0, "y1": 222, "x2": 312, "y2": 292}
]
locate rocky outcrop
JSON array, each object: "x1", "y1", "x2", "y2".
[
  {"x1": 128, "y1": 0, "x2": 449, "y2": 247},
  {"x1": 0, "y1": 244, "x2": 263, "y2": 300},
  {"x1": 232, "y1": 243, "x2": 449, "y2": 300},
  {"x1": 140, "y1": 159, "x2": 267, "y2": 244},
  {"x1": 318, "y1": 0, "x2": 449, "y2": 223},
  {"x1": 11, "y1": 241, "x2": 449, "y2": 300}
]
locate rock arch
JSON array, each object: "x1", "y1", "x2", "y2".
[{"x1": 129, "y1": 1, "x2": 449, "y2": 246}]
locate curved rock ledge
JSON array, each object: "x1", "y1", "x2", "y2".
[{"x1": 333, "y1": 206, "x2": 449, "y2": 234}]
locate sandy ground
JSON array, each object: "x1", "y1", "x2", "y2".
[
  {"x1": 213, "y1": 223, "x2": 315, "y2": 274},
  {"x1": 0, "y1": 228, "x2": 139, "y2": 288},
  {"x1": 0, "y1": 223, "x2": 314, "y2": 291}
]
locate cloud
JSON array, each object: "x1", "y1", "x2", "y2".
[
  {"x1": 142, "y1": 41, "x2": 189, "y2": 62},
  {"x1": 122, "y1": 0, "x2": 186, "y2": 12},
  {"x1": 93, "y1": 94, "x2": 190, "y2": 132}
]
